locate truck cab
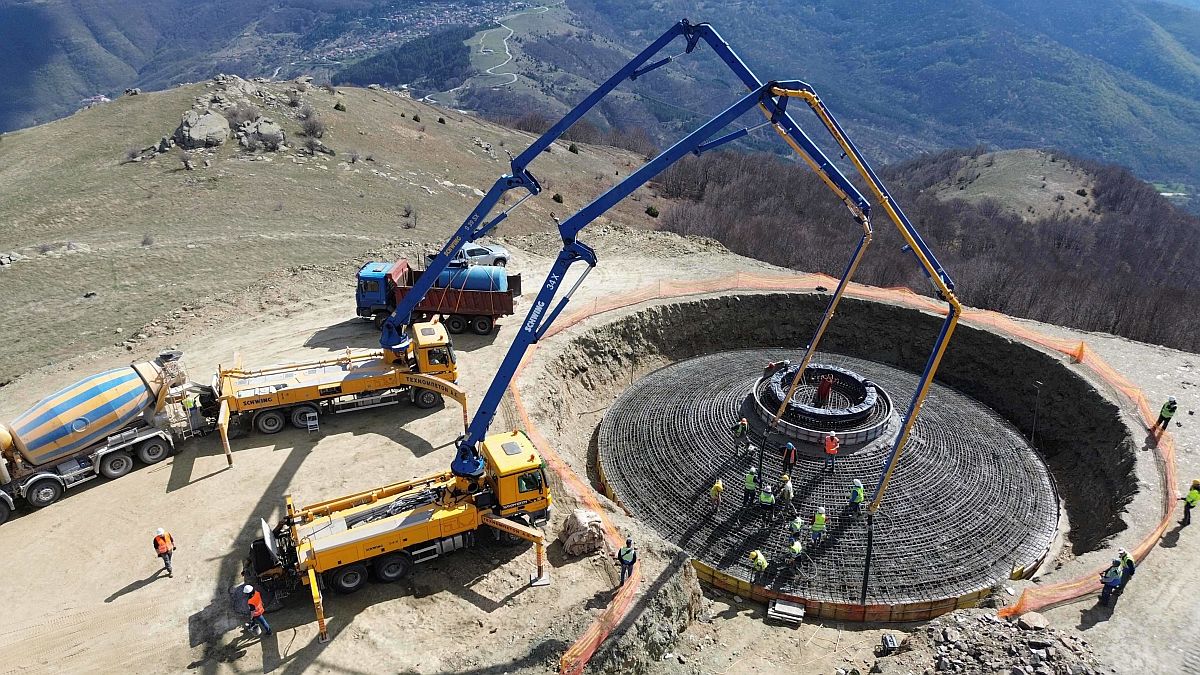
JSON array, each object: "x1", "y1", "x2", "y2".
[
  {"x1": 480, "y1": 430, "x2": 551, "y2": 525},
  {"x1": 408, "y1": 322, "x2": 456, "y2": 379},
  {"x1": 356, "y1": 261, "x2": 394, "y2": 327}
]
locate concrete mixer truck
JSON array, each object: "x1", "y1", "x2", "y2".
[{"x1": 0, "y1": 351, "x2": 215, "y2": 524}]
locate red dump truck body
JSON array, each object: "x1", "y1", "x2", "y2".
[{"x1": 384, "y1": 259, "x2": 521, "y2": 335}]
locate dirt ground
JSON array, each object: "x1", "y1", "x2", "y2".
[{"x1": 0, "y1": 224, "x2": 1196, "y2": 674}]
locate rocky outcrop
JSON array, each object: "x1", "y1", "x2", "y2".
[
  {"x1": 236, "y1": 117, "x2": 285, "y2": 150},
  {"x1": 173, "y1": 110, "x2": 229, "y2": 149}
]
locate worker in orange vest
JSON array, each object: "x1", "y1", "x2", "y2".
[
  {"x1": 823, "y1": 433, "x2": 840, "y2": 473},
  {"x1": 153, "y1": 528, "x2": 176, "y2": 578},
  {"x1": 243, "y1": 584, "x2": 272, "y2": 636}
]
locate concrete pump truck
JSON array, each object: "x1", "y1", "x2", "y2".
[{"x1": 243, "y1": 18, "x2": 960, "y2": 638}]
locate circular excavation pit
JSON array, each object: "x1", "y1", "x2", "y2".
[{"x1": 598, "y1": 349, "x2": 1059, "y2": 618}]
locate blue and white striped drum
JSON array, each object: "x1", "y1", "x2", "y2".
[{"x1": 8, "y1": 367, "x2": 155, "y2": 466}]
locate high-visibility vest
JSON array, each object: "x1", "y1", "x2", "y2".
[
  {"x1": 247, "y1": 590, "x2": 265, "y2": 617},
  {"x1": 759, "y1": 491, "x2": 775, "y2": 506},
  {"x1": 851, "y1": 485, "x2": 865, "y2": 504},
  {"x1": 789, "y1": 518, "x2": 804, "y2": 534},
  {"x1": 825, "y1": 436, "x2": 840, "y2": 455},
  {"x1": 780, "y1": 482, "x2": 794, "y2": 500},
  {"x1": 1161, "y1": 402, "x2": 1177, "y2": 419},
  {"x1": 710, "y1": 480, "x2": 724, "y2": 499},
  {"x1": 1119, "y1": 553, "x2": 1135, "y2": 577},
  {"x1": 731, "y1": 422, "x2": 748, "y2": 437},
  {"x1": 619, "y1": 546, "x2": 636, "y2": 564},
  {"x1": 154, "y1": 533, "x2": 173, "y2": 554},
  {"x1": 752, "y1": 552, "x2": 768, "y2": 572},
  {"x1": 745, "y1": 472, "x2": 757, "y2": 490},
  {"x1": 789, "y1": 540, "x2": 803, "y2": 556},
  {"x1": 812, "y1": 513, "x2": 826, "y2": 532},
  {"x1": 1186, "y1": 487, "x2": 1200, "y2": 507}
]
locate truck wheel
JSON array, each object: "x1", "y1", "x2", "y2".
[
  {"x1": 493, "y1": 258, "x2": 507, "y2": 267},
  {"x1": 328, "y1": 563, "x2": 369, "y2": 594},
  {"x1": 100, "y1": 451, "x2": 134, "y2": 479},
  {"x1": 25, "y1": 479, "x2": 62, "y2": 508},
  {"x1": 373, "y1": 312, "x2": 388, "y2": 330},
  {"x1": 0, "y1": 500, "x2": 10, "y2": 526},
  {"x1": 137, "y1": 438, "x2": 170, "y2": 464},
  {"x1": 372, "y1": 552, "x2": 412, "y2": 582},
  {"x1": 227, "y1": 415, "x2": 250, "y2": 439},
  {"x1": 255, "y1": 410, "x2": 286, "y2": 435},
  {"x1": 470, "y1": 315, "x2": 494, "y2": 335},
  {"x1": 291, "y1": 405, "x2": 319, "y2": 429},
  {"x1": 445, "y1": 315, "x2": 467, "y2": 334},
  {"x1": 413, "y1": 389, "x2": 443, "y2": 409}
]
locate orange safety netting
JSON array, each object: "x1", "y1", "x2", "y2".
[{"x1": 507, "y1": 271, "x2": 1179, "y2": 672}]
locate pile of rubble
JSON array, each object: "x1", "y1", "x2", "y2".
[{"x1": 870, "y1": 609, "x2": 1111, "y2": 675}]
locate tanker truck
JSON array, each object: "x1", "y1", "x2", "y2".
[{"x1": 0, "y1": 351, "x2": 215, "y2": 524}]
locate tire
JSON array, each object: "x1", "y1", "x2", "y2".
[
  {"x1": 445, "y1": 315, "x2": 467, "y2": 334},
  {"x1": 372, "y1": 312, "x2": 388, "y2": 330},
  {"x1": 227, "y1": 415, "x2": 250, "y2": 439},
  {"x1": 0, "y1": 500, "x2": 11, "y2": 526},
  {"x1": 99, "y1": 450, "x2": 134, "y2": 479},
  {"x1": 413, "y1": 389, "x2": 443, "y2": 409},
  {"x1": 255, "y1": 410, "x2": 286, "y2": 435},
  {"x1": 372, "y1": 552, "x2": 412, "y2": 582},
  {"x1": 291, "y1": 405, "x2": 319, "y2": 429},
  {"x1": 25, "y1": 479, "x2": 62, "y2": 508},
  {"x1": 328, "y1": 563, "x2": 369, "y2": 594},
  {"x1": 137, "y1": 438, "x2": 170, "y2": 464},
  {"x1": 470, "y1": 315, "x2": 494, "y2": 335},
  {"x1": 493, "y1": 258, "x2": 507, "y2": 267}
]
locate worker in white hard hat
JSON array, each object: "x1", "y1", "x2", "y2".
[
  {"x1": 810, "y1": 506, "x2": 828, "y2": 544},
  {"x1": 849, "y1": 478, "x2": 866, "y2": 515},
  {"x1": 152, "y1": 527, "x2": 176, "y2": 578},
  {"x1": 617, "y1": 537, "x2": 637, "y2": 585},
  {"x1": 1117, "y1": 547, "x2": 1136, "y2": 593},
  {"x1": 243, "y1": 584, "x2": 271, "y2": 636},
  {"x1": 742, "y1": 465, "x2": 759, "y2": 508},
  {"x1": 1155, "y1": 396, "x2": 1179, "y2": 432}
]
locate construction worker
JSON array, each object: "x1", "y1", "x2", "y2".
[
  {"x1": 730, "y1": 417, "x2": 750, "y2": 452},
  {"x1": 787, "y1": 537, "x2": 805, "y2": 570},
  {"x1": 763, "y1": 359, "x2": 790, "y2": 378},
  {"x1": 789, "y1": 513, "x2": 805, "y2": 539},
  {"x1": 815, "y1": 374, "x2": 835, "y2": 408},
  {"x1": 758, "y1": 484, "x2": 776, "y2": 520},
  {"x1": 743, "y1": 466, "x2": 759, "y2": 508},
  {"x1": 1155, "y1": 396, "x2": 1178, "y2": 431},
  {"x1": 1181, "y1": 479, "x2": 1200, "y2": 526},
  {"x1": 810, "y1": 507, "x2": 827, "y2": 544},
  {"x1": 709, "y1": 477, "x2": 724, "y2": 508},
  {"x1": 1099, "y1": 559, "x2": 1123, "y2": 607},
  {"x1": 243, "y1": 584, "x2": 272, "y2": 636},
  {"x1": 778, "y1": 474, "x2": 795, "y2": 515},
  {"x1": 849, "y1": 478, "x2": 866, "y2": 515},
  {"x1": 617, "y1": 538, "x2": 637, "y2": 584},
  {"x1": 182, "y1": 392, "x2": 204, "y2": 433},
  {"x1": 153, "y1": 527, "x2": 176, "y2": 578},
  {"x1": 744, "y1": 442, "x2": 758, "y2": 461},
  {"x1": 823, "y1": 433, "x2": 840, "y2": 473},
  {"x1": 1117, "y1": 548, "x2": 1136, "y2": 592},
  {"x1": 748, "y1": 549, "x2": 769, "y2": 583},
  {"x1": 781, "y1": 442, "x2": 797, "y2": 475}
]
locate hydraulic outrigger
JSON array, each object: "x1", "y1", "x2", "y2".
[{"x1": 377, "y1": 19, "x2": 959, "y2": 612}]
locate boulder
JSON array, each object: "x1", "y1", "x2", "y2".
[
  {"x1": 124, "y1": 87, "x2": 141, "y2": 96},
  {"x1": 237, "y1": 116, "x2": 286, "y2": 150},
  {"x1": 173, "y1": 110, "x2": 229, "y2": 149},
  {"x1": 1017, "y1": 612, "x2": 1049, "y2": 631},
  {"x1": 557, "y1": 509, "x2": 605, "y2": 556}
]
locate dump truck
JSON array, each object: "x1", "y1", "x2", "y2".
[
  {"x1": 244, "y1": 430, "x2": 551, "y2": 634},
  {"x1": 356, "y1": 258, "x2": 521, "y2": 335},
  {"x1": 0, "y1": 351, "x2": 215, "y2": 521},
  {"x1": 215, "y1": 321, "x2": 464, "y2": 444}
]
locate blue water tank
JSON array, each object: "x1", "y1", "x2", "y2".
[{"x1": 435, "y1": 266, "x2": 508, "y2": 292}]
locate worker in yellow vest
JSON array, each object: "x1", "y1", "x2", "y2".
[
  {"x1": 787, "y1": 538, "x2": 805, "y2": 571},
  {"x1": 810, "y1": 507, "x2": 827, "y2": 544},
  {"x1": 749, "y1": 549, "x2": 769, "y2": 583},
  {"x1": 1155, "y1": 396, "x2": 1178, "y2": 431},
  {"x1": 709, "y1": 477, "x2": 724, "y2": 508},
  {"x1": 1181, "y1": 479, "x2": 1200, "y2": 526},
  {"x1": 617, "y1": 538, "x2": 637, "y2": 585},
  {"x1": 742, "y1": 466, "x2": 759, "y2": 508},
  {"x1": 758, "y1": 484, "x2": 776, "y2": 520},
  {"x1": 850, "y1": 479, "x2": 866, "y2": 516}
]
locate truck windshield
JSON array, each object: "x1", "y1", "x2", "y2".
[
  {"x1": 517, "y1": 470, "x2": 543, "y2": 493},
  {"x1": 428, "y1": 347, "x2": 451, "y2": 366}
]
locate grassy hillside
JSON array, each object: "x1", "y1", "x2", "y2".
[{"x1": 0, "y1": 78, "x2": 653, "y2": 383}]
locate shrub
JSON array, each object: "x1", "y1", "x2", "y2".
[
  {"x1": 437, "y1": 117, "x2": 446, "y2": 124},
  {"x1": 321, "y1": 83, "x2": 336, "y2": 94},
  {"x1": 124, "y1": 147, "x2": 141, "y2": 163},
  {"x1": 1076, "y1": 188, "x2": 1088, "y2": 197},
  {"x1": 402, "y1": 203, "x2": 413, "y2": 217},
  {"x1": 223, "y1": 102, "x2": 258, "y2": 127},
  {"x1": 303, "y1": 138, "x2": 321, "y2": 155},
  {"x1": 568, "y1": 143, "x2": 579, "y2": 154},
  {"x1": 287, "y1": 90, "x2": 302, "y2": 107},
  {"x1": 401, "y1": 112, "x2": 406, "y2": 118},
  {"x1": 348, "y1": 149, "x2": 360, "y2": 164},
  {"x1": 301, "y1": 115, "x2": 327, "y2": 138},
  {"x1": 412, "y1": 114, "x2": 421, "y2": 123},
  {"x1": 257, "y1": 133, "x2": 281, "y2": 152},
  {"x1": 298, "y1": 104, "x2": 315, "y2": 121},
  {"x1": 552, "y1": 193, "x2": 564, "y2": 204},
  {"x1": 645, "y1": 205, "x2": 660, "y2": 218},
  {"x1": 141, "y1": 233, "x2": 155, "y2": 247}
]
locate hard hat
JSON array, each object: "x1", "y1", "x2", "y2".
[
  {"x1": 714, "y1": 477, "x2": 723, "y2": 485},
  {"x1": 785, "y1": 442, "x2": 795, "y2": 449},
  {"x1": 242, "y1": 584, "x2": 255, "y2": 594},
  {"x1": 625, "y1": 537, "x2": 632, "y2": 546},
  {"x1": 853, "y1": 479, "x2": 863, "y2": 487},
  {"x1": 748, "y1": 444, "x2": 758, "y2": 452},
  {"x1": 155, "y1": 528, "x2": 165, "y2": 536},
  {"x1": 783, "y1": 359, "x2": 791, "y2": 365},
  {"x1": 1170, "y1": 396, "x2": 1177, "y2": 403},
  {"x1": 749, "y1": 466, "x2": 757, "y2": 473},
  {"x1": 1118, "y1": 548, "x2": 1127, "y2": 556},
  {"x1": 780, "y1": 474, "x2": 790, "y2": 482},
  {"x1": 740, "y1": 417, "x2": 747, "y2": 424},
  {"x1": 748, "y1": 550, "x2": 759, "y2": 560},
  {"x1": 763, "y1": 485, "x2": 773, "y2": 493},
  {"x1": 817, "y1": 506, "x2": 826, "y2": 514}
]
